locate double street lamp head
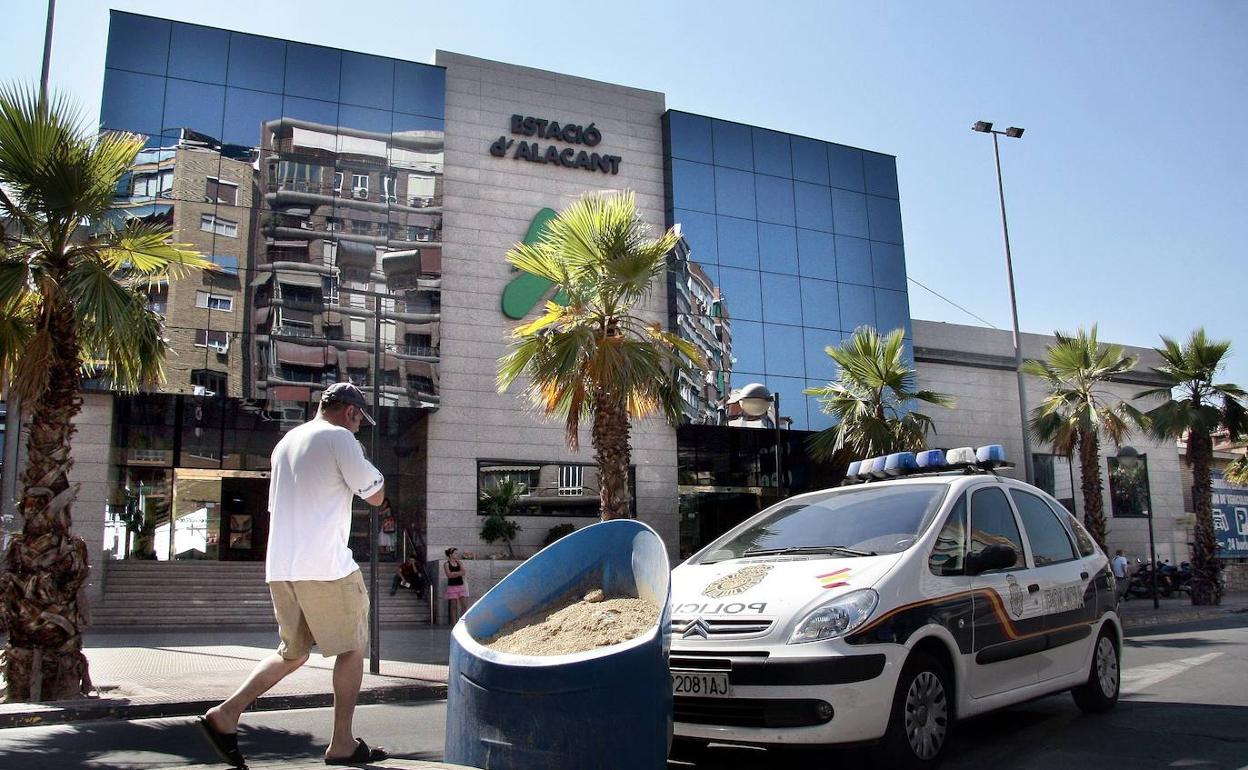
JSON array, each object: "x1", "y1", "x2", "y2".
[
  {"x1": 972, "y1": 120, "x2": 1025, "y2": 139},
  {"x1": 731, "y1": 382, "x2": 774, "y2": 418}
]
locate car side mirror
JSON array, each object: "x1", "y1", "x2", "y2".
[{"x1": 966, "y1": 544, "x2": 1017, "y2": 576}]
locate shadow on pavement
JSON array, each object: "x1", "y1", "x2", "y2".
[
  {"x1": 668, "y1": 697, "x2": 1248, "y2": 769},
  {"x1": 1126, "y1": 612, "x2": 1248, "y2": 639}
]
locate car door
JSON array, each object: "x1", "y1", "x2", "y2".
[
  {"x1": 1009, "y1": 489, "x2": 1097, "y2": 682},
  {"x1": 966, "y1": 484, "x2": 1043, "y2": 698}
]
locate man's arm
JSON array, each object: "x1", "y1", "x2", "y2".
[
  {"x1": 363, "y1": 487, "x2": 385, "y2": 507},
  {"x1": 334, "y1": 432, "x2": 385, "y2": 503}
]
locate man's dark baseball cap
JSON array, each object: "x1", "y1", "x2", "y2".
[{"x1": 321, "y1": 382, "x2": 375, "y2": 425}]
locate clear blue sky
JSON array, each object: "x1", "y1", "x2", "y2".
[{"x1": 4, "y1": 0, "x2": 1245, "y2": 385}]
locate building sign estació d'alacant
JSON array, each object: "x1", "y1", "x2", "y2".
[{"x1": 490, "y1": 115, "x2": 622, "y2": 175}]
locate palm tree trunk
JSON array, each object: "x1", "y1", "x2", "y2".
[
  {"x1": 592, "y1": 388, "x2": 632, "y2": 520},
  {"x1": 1187, "y1": 431, "x2": 1220, "y2": 606},
  {"x1": 1077, "y1": 431, "x2": 1108, "y2": 552},
  {"x1": 0, "y1": 300, "x2": 93, "y2": 702}
]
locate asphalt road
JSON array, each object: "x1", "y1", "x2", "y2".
[{"x1": 0, "y1": 614, "x2": 1244, "y2": 769}]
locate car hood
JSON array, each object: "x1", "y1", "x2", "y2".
[{"x1": 670, "y1": 553, "x2": 904, "y2": 622}]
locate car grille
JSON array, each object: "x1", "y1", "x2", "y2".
[
  {"x1": 674, "y1": 696, "x2": 833, "y2": 728},
  {"x1": 671, "y1": 617, "x2": 774, "y2": 637}
]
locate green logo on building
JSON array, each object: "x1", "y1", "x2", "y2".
[{"x1": 500, "y1": 207, "x2": 568, "y2": 320}]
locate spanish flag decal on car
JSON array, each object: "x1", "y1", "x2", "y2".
[{"x1": 818, "y1": 568, "x2": 851, "y2": 589}]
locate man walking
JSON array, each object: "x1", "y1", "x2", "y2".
[
  {"x1": 197, "y1": 383, "x2": 389, "y2": 768},
  {"x1": 1112, "y1": 549, "x2": 1130, "y2": 601}
]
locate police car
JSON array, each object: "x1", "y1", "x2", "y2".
[{"x1": 669, "y1": 445, "x2": 1121, "y2": 768}]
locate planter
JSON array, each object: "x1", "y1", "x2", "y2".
[{"x1": 444, "y1": 520, "x2": 671, "y2": 769}]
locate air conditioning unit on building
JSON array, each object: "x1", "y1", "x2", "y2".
[
  {"x1": 208, "y1": 340, "x2": 230, "y2": 354},
  {"x1": 352, "y1": 187, "x2": 368, "y2": 200}
]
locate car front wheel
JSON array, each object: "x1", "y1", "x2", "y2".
[
  {"x1": 874, "y1": 651, "x2": 952, "y2": 770},
  {"x1": 1072, "y1": 628, "x2": 1120, "y2": 713}
]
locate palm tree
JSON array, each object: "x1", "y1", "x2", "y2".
[
  {"x1": 1137, "y1": 329, "x2": 1248, "y2": 605},
  {"x1": 479, "y1": 479, "x2": 525, "y2": 558},
  {"x1": 497, "y1": 190, "x2": 702, "y2": 520},
  {"x1": 0, "y1": 87, "x2": 210, "y2": 701},
  {"x1": 803, "y1": 326, "x2": 953, "y2": 462},
  {"x1": 1022, "y1": 326, "x2": 1144, "y2": 552}
]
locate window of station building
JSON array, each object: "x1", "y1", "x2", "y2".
[
  {"x1": 1108, "y1": 455, "x2": 1153, "y2": 518},
  {"x1": 559, "y1": 465, "x2": 584, "y2": 497},
  {"x1": 195, "y1": 329, "x2": 230, "y2": 353},
  {"x1": 200, "y1": 214, "x2": 237, "y2": 238},
  {"x1": 195, "y1": 291, "x2": 233, "y2": 312},
  {"x1": 476, "y1": 461, "x2": 633, "y2": 517},
  {"x1": 205, "y1": 177, "x2": 238, "y2": 206}
]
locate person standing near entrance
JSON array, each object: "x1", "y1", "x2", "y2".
[
  {"x1": 197, "y1": 383, "x2": 389, "y2": 768},
  {"x1": 1112, "y1": 549, "x2": 1130, "y2": 600},
  {"x1": 444, "y1": 547, "x2": 469, "y2": 625}
]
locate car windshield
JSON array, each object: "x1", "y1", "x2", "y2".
[{"x1": 695, "y1": 484, "x2": 949, "y2": 564}]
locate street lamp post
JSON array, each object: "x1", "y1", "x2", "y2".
[
  {"x1": 735, "y1": 383, "x2": 785, "y2": 500},
  {"x1": 972, "y1": 121, "x2": 1034, "y2": 485},
  {"x1": 1117, "y1": 446, "x2": 1159, "y2": 609}
]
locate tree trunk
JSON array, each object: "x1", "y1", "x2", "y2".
[
  {"x1": 1187, "y1": 432, "x2": 1220, "y2": 606},
  {"x1": 1077, "y1": 431, "x2": 1108, "y2": 552},
  {"x1": 0, "y1": 300, "x2": 93, "y2": 702},
  {"x1": 592, "y1": 388, "x2": 633, "y2": 521}
]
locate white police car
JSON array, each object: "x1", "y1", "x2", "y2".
[{"x1": 669, "y1": 445, "x2": 1121, "y2": 768}]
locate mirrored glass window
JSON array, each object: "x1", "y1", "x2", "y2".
[
  {"x1": 666, "y1": 111, "x2": 713, "y2": 164},
  {"x1": 827, "y1": 144, "x2": 865, "y2": 192},
  {"x1": 341, "y1": 52, "x2": 394, "y2": 110},
  {"x1": 863, "y1": 151, "x2": 899, "y2": 199},
  {"x1": 835, "y1": 235, "x2": 873, "y2": 286},
  {"x1": 227, "y1": 32, "x2": 285, "y2": 93},
  {"x1": 670, "y1": 160, "x2": 715, "y2": 213},
  {"x1": 757, "y1": 223, "x2": 798, "y2": 275},
  {"x1": 870, "y1": 242, "x2": 907, "y2": 291},
  {"x1": 830, "y1": 188, "x2": 869, "y2": 239},
  {"x1": 761, "y1": 274, "x2": 802, "y2": 325},
  {"x1": 168, "y1": 22, "x2": 229, "y2": 83},
  {"x1": 674, "y1": 209, "x2": 718, "y2": 265},
  {"x1": 803, "y1": 329, "x2": 842, "y2": 380},
  {"x1": 867, "y1": 195, "x2": 904, "y2": 244},
  {"x1": 764, "y1": 326, "x2": 804, "y2": 377},
  {"x1": 730, "y1": 321, "x2": 766, "y2": 374},
  {"x1": 339, "y1": 104, "x2": 392, "y2": 134},
  {"x1": 790, "y1": 136, "x2": 829, "y2": 185},
  {"x1": 874, "y1": 289, "x2": 911, "y2": 336},
  {"x1": 102, "y1": 69, "x2": 166, "y2": 134},
  {"x1": 717, "y1": 216, "x2": 759, "y2": 270},
  {"x1": 223, "y1": 88, "x2": 282, "y2": 147},
  {"x1": 285, "y1": 42, "x2": 341, "y2": 101},
  {"x1": 752, "y1": 128, "x2": 791, "y2": 178},
  {"x1": 764, "y1": 374, "x2": 809, "y2": 430},
  {"x1": 796, "y1": 229, "x2": 836, "y2": 281},
  {"x1": 719, "y1": 267, "x2": 762, "y2": 321},
  {"x1": 106, "y1": 13, "x2": 170, "y2": 76},
  {"x1": 711, "y1": 120, "x2": 753, "y2": 171},
  {"x1": 839, "y1": 283, "x2": 876, "y2": 332},
  {"x1": 754, "y1": 174, "x2": 795, "y2": 226},
  {"x1": 164, "y1": 79, "x2": 226, "y2": 138},
  {"x1": 394, "y1": 62, "x2": 446, "y2": 119},
  {"x1": 793, "y1": 181, "x2": 833, "y2": 232},
  {"x1": 799, "y1": 277, "x2": 840, "y2": 331},
  {"x1": 714, "y1": 167, "x2": 756, "y2": 219}
]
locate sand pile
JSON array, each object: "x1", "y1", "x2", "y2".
[{"x1": 483, "y1": 589, "x2": 660, "y2": 656}]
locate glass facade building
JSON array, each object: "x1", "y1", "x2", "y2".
[{"x1": 99, "y1": 11, "x2": 445, "y2": 562}]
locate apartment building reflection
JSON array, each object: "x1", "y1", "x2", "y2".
[{"x1": 669, "y1": 237, "x2": 733, "y2": 425}]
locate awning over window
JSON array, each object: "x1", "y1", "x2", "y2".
[
  {"x1": 346, "y1": 350, "x2": 370, "y2": 368},
  {"x1": 405, "y1": 359, "x2": 436, "y2": 379},
  {"x1": 275, "y1": 270, "x2": 325, "y2": 288},
  {"x1": 274, "y1": 340, "x2": 330, "y2": 366},
  {"x1": 480, "y1": 465, "x2": 541, "y2": 473},
  {"x1": 270, "y1": 385, "x2": 311, "y2": 402},
  {"x1": 280, "y1": 307, "x2": 315, "y2": 324}
]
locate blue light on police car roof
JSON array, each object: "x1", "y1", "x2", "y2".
[
  {"x1": 916, "y1": 449, "x2": 945, "y2": 468},
  {"x1": 976, "y1": 444, "x2": 1006, "y2": 464},
  {"x1": 884, "y1": 452, "x2": 917, "y2": 476},
  {"x1": 871, "y1": 456, "x2": 889, "y2": 477},
  {"x1": 847, "y1": 461, "x2": 862, "y2": 477}
]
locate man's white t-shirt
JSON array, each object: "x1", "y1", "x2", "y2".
[
  {"x1": 265, "y1": 419, "x2": 384, "y2": 583},
  {"x1": 1111, "y1": 555, "x2": 1129, "y2": 579}
]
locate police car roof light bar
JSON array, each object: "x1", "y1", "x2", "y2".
[
  {"x1": 884, "y1": 452, "x2": 918, "y2": 476},
  {"x1": 843, "y1": 444, "x2": 1013, "y2": 484}
]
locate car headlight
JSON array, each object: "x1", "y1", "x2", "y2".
[{"x1": 788, "y1": 588, "x2": 879, "y2": 644}]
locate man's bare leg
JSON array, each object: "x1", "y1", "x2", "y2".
[
  {"x1": 205, "y1": 652, "x2": 309, "y2": 733},
  {"x1": 326, "y1": 648, "x2": 364, "y2": 760}
]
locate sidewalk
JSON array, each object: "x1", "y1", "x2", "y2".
[
  {"x1": 1, "y1": 594, "x2": 1244, "y2": 731},
  {"x1": 0, "y1": 625, "x2": 453, "y2": 729}
]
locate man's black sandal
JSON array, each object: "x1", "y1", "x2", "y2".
[
  {"x1": 325, "y1": 737, "x2": 389, "y2": 765},
  {"x1": 195, "y1": 716, "x2": 248, "y2": 769}
]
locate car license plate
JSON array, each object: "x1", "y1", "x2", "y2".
[{"x1": 671, "y1": 670, "x2": 731, "y2": 697}]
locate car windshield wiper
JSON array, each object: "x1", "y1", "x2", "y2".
[{"x1": 742, "y1": 545, "x2": 876, "y2": 558}]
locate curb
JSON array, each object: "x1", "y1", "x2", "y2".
[
  {"x1": 0, "y1": 682, "x2": 448, "y2": 729},
  {"x1": 1121, "y1": 606, "x2": 1248, "y2": 630}
]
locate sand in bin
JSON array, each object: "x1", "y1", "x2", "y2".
[{"x1": 482, "y1": 588, "x2": 661, "y2": 656}]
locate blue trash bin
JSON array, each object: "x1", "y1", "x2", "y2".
[{"x1": 444, "y1": 519, "x2": 671, "y2": 770}]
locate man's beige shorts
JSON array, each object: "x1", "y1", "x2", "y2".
[{"x1": 269, "y1": 570, "x2": 369, "y2": 659}]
